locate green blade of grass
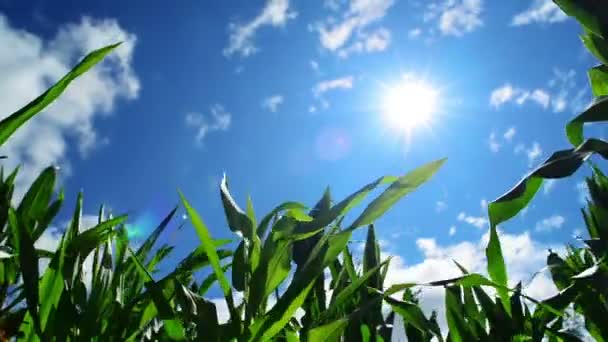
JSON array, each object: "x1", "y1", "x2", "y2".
[
  {"x1": 349, "y1": 158, "x2": 446, "y2": 229},
  {"x1": 0, "y1": 43, "x2": 121, "y2": 147}
]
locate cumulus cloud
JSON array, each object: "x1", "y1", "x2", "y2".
[
  {"x1": 490, "y1": 84, "x2": 550, "y2": 109},
  {"x1": 261, "y1": 94, "x2": 284, "y2": 112},
  {"x1": 383, "y1": 230, "x2": 559, "y2": 332},
  {"x1": 185, "y1": 104, "x2": 232, "y2": 144},
  {"x1": 535, "y1": 214, "x2": 565, "y2": 232},
  {"x1": 457, "y1": 212, "x2": 488, "y2": 229},
  {"x1": 0, "y1": 15, "x2": 139, "y2": 199},
  {"x1": 511, "y1": 0, "x2": 568, "y2": 26},
  {"x1": 223, "y1": 0, "x2": 297, "y2": 58},
  {"x1": 448, "y1": 226, "x2": 456, "y2": 236},
  {"x1": 424, "y1": 0, "x2": 483, "y2": 37},
  {"x1": 313, "y1": 0, "x2": 395, "y2": 57}
]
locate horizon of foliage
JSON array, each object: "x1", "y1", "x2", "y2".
[{"x1": 0, "y1": 0, "x2": 607, "y2": 341}]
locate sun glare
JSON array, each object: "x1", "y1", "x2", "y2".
[{"x1": 382, "y1": 77, "x2": 439, "y2": 134}]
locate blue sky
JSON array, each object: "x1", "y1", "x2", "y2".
[{"x1": 0, "y1": 0, "x2": 602, "y2": 325}]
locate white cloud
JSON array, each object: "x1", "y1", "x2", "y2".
[
  {"x1": 511, "y1": 0, "x2": 568, "y2": 26},
  {"x1": 457, "y1": 212, "x2": 488, "y2": 229},
  {"x1": 383, "y1": 230, "x2": 559, "y2": 332},
  {"x1": 185, "y1": 105, "x2": 232, "y2": 144},
  {"x1": 313, "y1": 76, "x2": 354, "y2": 97},
  {"x1": 223, "y1": 0, "x2": 297, "y2": 58},
  {"x1": 336, "y1": 27, "x2": 391, "y2": 58},
  {"x1": 437, "y1": 0, "x2": 483, "y2": 36},
  {"x1": 0, "y1": 15, "x2": 139, "y2": 199},
  {"x1": 261, "y1": 94, "x2": 284, "y2": 112},
  {"x1": 530, "y1": 89, "x2": 551, "y2": 108},
  {"x1": 448, "y1": 226, "x2": 456, "y2": 236},
  {"x1": 423, "y1": 0, "x2": 483, "y2": 37},
  {"x1": 436, "y1": 200, "x2": 447, "y2": 213},
  {"x1": 488, "y1": 132, "x2": 501, "y2": 153},
  {"x1": 314, "y1": 0, "x2": 395, "y2": 57},
  {"x1": 490, "y1": 84, "x2": 516, "y2": 108},
  {"x1": 490, "y1": 84, "x2": 550, "y2": 109},
  {"x1": 549, "y1": 69, "x2": 592, "y2": 114},
  {"x1": 543, "y1": 179, "x2": 557, "y2": 195},
  {"x1": 527, "y1": 142, "x2": 543, "y2": 166},
  {"x1": 535, "y1": 214, "x2": 565, "y2": 232},
  {"x1": 503, "y1": 126, "x2": 516, "y2": 141}
]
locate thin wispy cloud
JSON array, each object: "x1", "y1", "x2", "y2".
[
  {"x1": 449, "y1": 226, "x2": 456, "y2": 236},
  {"x1": 313, "y1": 76, "x2": 354, "y2": 97},
  {"x1": 261, "y1": 94, "x2": 284, "y2": 112},
  {"x1": 511, "y1": 0, "x2": 568, "y2": 26},
  {"x1": 535, "y1": 214, "x2": 565, "y2": 232},
  {"x1": 185, "y1": 104, "x2": 232, "y2": 144},
  {"x1": 224, "y1": 0, "x2": 297, "y2": 58},
  {"x1": 314, "y1": 0, "x2": 395, "y2": 57}
]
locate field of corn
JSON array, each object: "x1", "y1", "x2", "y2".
[{"x1": 0, "y1": 1, "x2": 607, "y2": 341}]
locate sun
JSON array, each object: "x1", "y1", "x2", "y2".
[{"x1": 381, "y1": 77, "x2": 439, "y2": 134}]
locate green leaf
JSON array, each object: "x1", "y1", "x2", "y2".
[
  {"x1": 385, "y1": 296, "x2": 441, "y2": 338},
  {"x1": 246, "y1": 195, "x2": 257, "y2": 228},
  {"x1": 135, "y1": 206, "x2": 177, "y2": 261},
  {"x1": 363, "y1": 224, "x2": 382, "y2": 287},
  {"x1": 8, "y1": 208, "x2": 41, "y2": 335},
  {"x1": 232, "y1": 240, "x2": 247, "y2": 292},
  {"x1": 179, "y1": 191, "x2": 238, "y2": 323},
  {"x1": 0, "y1": 43, "x2": 120, "y2": 147},
  {"x1": 248, "y1": 218, "x2": 294, "y2": 316},
  {"x1": 349, "y1": 158, "x2": 446, "y2": 229},
  {"x1": 582, "y1": 31, "x2": 608, "y2": 64},
  {"x1": 489, "y1": 139, "x2": 608, "y2": 227},
  {"x1": 321, "y1": 259, "x2": 390, "y2": 321},
  {"x1": 307, "y1": 319, "x2": 348, "y2": 341},
  {"x1": 445, "y1": 286, "x2": 475, "y2": 342},
  {"x1": 566, "y1": 96, "x2": 608, "y2": 146},
  {"x1": 220, "y1": 174, "x2": 254, "y2": 239},
  {"x1": 486, "y1": 225, "x2": 510, "y2": 314},
  {"x1": 589, "y1": 65, "x2": 608, "y2": 97},
  {"x1": 68, "y1": 215, "x2": 127, "y2": 260},
  {"x1": 257, "y1": 202, "x2": 307, "y2": 239},
  {"x1": 17, "y1": 166, "x2": 56, "y2": 230},
  {"x1": 554, "y1": 0, "x2": 608, "y2": 38}
]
